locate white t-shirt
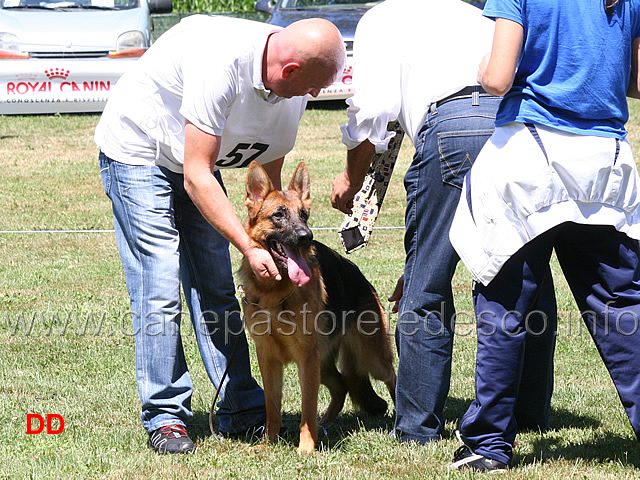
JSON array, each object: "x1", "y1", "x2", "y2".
[
  {"x1": 341, "y1": 0, "x2": 495, "y2": 152},
  {"x1": 95, "y1": 15, "x2": 308, "y2": 173}
]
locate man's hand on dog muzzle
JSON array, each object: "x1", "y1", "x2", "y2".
[{"x1": 246, "y1": 247, "x2": 282, "y2": 281}]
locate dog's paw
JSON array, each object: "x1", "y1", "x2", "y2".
[
  {"x1": 296, "y1": 444, "x2": 315, "y2": 455},
  {"x1": 296, "y1": 434, "x2": 316, "y2": 455}
]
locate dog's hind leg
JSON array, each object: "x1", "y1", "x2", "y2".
[{"x1": 319, "y1": 360, "x2": 348, "y2": 425}]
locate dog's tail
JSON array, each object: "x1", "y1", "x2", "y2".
[
  {"x1": 339, "y1": 341, "x2": 391, "y2": 415},
  {"x1": 346, "y1": 373, "x2": 389, "y2": 416}
]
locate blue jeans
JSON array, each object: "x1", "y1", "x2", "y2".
[
  {"x1": 395, "y1": 94, "x2": 557, "y2": 443},
  {"x1": 462, "y1": 223, "x2": 640, "y2": 465},
  {"x1": 99, "y1": 152, "x2": 266, "y2": 434}
]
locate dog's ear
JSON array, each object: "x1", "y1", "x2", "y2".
[
  {"x1": 288, "y1": 161, "x2": 311, "y2": 210},
  {"x1": 245, "y1": 161, "x2": 274, "y2": 217}
]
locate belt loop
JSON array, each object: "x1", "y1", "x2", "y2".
[
  {"x1": 472, "y1": 85, "x2": 480, "y2": 106},
  {"x1": 430, "y1": 101, "x2": 438, "y2": 115},
  {"x1": 524, "y1": 123, "x2": 550, "y2": 165}
]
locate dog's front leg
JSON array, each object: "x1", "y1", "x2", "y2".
[
  {"x1": 296, "y1": 346, "x2": 320, "y2": 454},
  {"x1": 256, "y1": 346, "x2": 284, "y2": 444}
]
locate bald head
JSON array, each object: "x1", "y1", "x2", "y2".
[
  {"x1": 263, "y1": 18, "x2": 346, "y2": 98},
  {"x1": 281, "y1": 18, "x2": 346, "y2": 75}
]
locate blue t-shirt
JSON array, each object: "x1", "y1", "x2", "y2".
[{"x1": 484, "y1": 0, "x2": 640, "y2": 138}]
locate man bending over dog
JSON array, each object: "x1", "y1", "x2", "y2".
[
  {"x1": 331, "y1": 0, "x2": 557, "y2": 445},
  {"x1": 95, "y1": 15, "x2": 345, "y2": 454}
]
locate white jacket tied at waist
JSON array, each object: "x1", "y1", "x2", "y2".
[{"x1": 450, "y1": 122, "x2": 640, "y2": 286}]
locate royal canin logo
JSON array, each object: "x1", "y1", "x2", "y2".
[
  {"x1": 6, "y1": 68, "x2": 112, "y2": 96},
  {"x1": 44, "y1": 68, "x2": 70, "y2": 80}
]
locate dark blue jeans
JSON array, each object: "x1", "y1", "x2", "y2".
[
  {"x1": 394, "y1": 95, "x2": 557, "y2": 443},
  {"x1": 462, "y1": 223, "x2": 640, "y2": 465}
]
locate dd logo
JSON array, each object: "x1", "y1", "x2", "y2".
[{"x1": 27, "y1": 413, "x2": 65, "y2": 435}]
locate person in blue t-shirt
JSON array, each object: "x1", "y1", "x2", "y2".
[{"x1": 449, "y1": 0, "x2": 640, "y2": 472}]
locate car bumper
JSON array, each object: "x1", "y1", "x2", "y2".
[
  {"x1": 0, "y1": 57, "x2": 139, "y2": 115},
  {"x1": 310, "y1": 61, "x2": 353, "y2": 102}
]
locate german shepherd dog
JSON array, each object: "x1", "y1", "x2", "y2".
[{"x1": 239, "y1": 161, "x2": 397, "y2": 454}]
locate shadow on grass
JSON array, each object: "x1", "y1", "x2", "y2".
[
  {"x1": 444, "y1": 396, "x2": 602, "y2": 434},
  {"x1": 189, "y1": 396, "x2": 637, "y2": 467},
  {"x1": 189, "y1": 409, "x2": 394, "y2": 450},
  {"x1": 446, "y1": 397, "x2": 640, "y2": 468},
  {"x1": 517, "y1": 432, "x2": 640, "y2": 468}
]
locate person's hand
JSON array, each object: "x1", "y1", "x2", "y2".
[
  {"x1": 477, "y1": 52, "x2": 491, "y2": 85},
  {"x1": 331, "y1": 170, "x2": 361, "y2": 214},
  {"x1": 245, "y1": 247, "x2": 282, "y2": 281},
  {"x1": 388, "y1": 274, "x2": 404, "y2": 314}
]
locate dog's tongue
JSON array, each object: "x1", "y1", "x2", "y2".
[{"x1": 283, "y1": 246, "x2": 312, "y2": 287}]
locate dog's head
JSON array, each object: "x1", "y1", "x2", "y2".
[{"x1": 245, "y1": 161, "x2": 314, "y2": 287}]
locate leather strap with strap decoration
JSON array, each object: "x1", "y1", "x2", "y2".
[{"x1": 338, "y1": 120, "x2": 405, "y2": 253}]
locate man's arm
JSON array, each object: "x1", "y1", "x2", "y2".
[
  {"x1": 331, "y1": 139, "x2": 376, "y2": 214},
  {"x1": 183, "y1": 121, "x2": 281, "y2": 280},
  {"x1": 261, "y1": 157, "x2": 284, "y2": 190},
  {"x1": 477, "y1": 18, "x2": 523, "y2": 97}
]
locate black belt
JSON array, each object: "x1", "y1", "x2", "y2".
[{"x1": 435, "y1": 85, "x2": 490, "y2": 108}]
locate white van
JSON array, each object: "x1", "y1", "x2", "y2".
[{"x1": 0, "y1": 0, "x2": 172, "y2": 114}]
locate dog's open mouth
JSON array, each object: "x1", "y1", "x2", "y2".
[{"x1": 268, "y1": 240, "x2": 312, "y2": 287}]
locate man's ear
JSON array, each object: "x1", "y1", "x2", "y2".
[
  {"x1": 282, "y1": 61, "x2": 301, "y2": 79},
  {"x1": 245, "y1": 161, "x2": 274, "y2": 218}
]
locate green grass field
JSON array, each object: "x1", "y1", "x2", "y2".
[{"x1": 1, "y1": 100, "x2": 640, "y2": 478}]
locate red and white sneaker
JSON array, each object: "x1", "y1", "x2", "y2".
[{"x1": 148, "y1": 424, "x2": 196, "y2": 454}]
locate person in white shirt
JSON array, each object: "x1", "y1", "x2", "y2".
[
  {"x1": 95, "y1": 14, "x2": 345, "y2": 454},
  {"x1": 331, "y1": 0, "x2": 556, "y2": 445}
]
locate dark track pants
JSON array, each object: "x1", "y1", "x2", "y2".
[{"x1": 459, "y1": 222, "x2": 640, "y2": 465}]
